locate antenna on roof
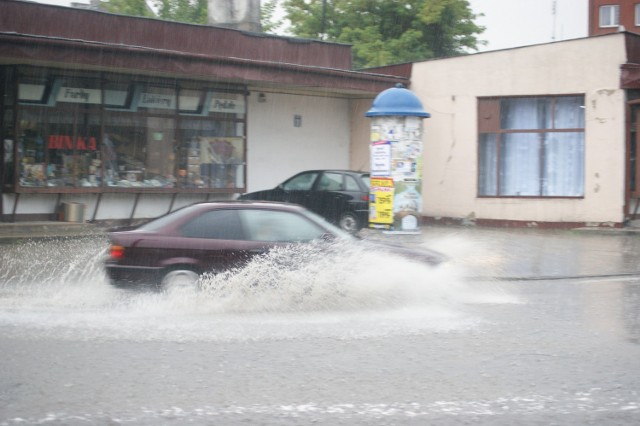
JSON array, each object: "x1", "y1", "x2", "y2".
[{"x1": 551, "y1": 0, "x2": 557, "y2": 41}]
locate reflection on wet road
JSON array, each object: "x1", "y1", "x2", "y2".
[{"x1": 0, "y1": 229, "x2": 639, "y2": 425}]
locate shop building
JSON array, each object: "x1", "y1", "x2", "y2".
[
  {"x1": 0, "y1": 0, "x2": 403, "y2": 222},
  {"x1": 352, "y1": 32, "x2": 640, "y2": 228}
]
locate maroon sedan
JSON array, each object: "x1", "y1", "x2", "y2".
[{"x1": 104, "y1": 201, "x2": 445, "y2": 291}]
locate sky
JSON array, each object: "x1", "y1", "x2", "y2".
[
  {"x1": 469, "y1": 0, "x2": 588, "y2": 52},
  {"x1": 33, "y1": 0, "x2": 589, "y2": 53}
]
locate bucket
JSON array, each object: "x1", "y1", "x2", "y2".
[{"x1": 62, "y1": 202, "x2": 85, "y2": 223}]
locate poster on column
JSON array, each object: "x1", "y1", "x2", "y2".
[
  {"x1": 370, "y1": 140, "x2": 391, "y2": 177},
  {"x1": 390, "y1": 118, "x2": 423, "y2": 231},
  {"x1": 369, "y1": 177, "x2": 394, "y2": 228}
]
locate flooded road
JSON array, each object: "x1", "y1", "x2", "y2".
[{"x1": 0, "y1": 228, "x2": 639, "y2": 425}]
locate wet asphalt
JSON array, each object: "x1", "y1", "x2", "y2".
[{"x1": 0, "y1": 223, "x2": 638, "y2": 425}]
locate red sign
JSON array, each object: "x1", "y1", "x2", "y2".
[{"x1": 48, "y1": 135, "x2": 97, "y2": 151}]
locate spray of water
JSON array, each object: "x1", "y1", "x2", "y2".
[{"x1": 0, "y1": 235, "x2": 517, "y2": 342}]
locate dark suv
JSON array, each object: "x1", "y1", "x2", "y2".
[{"x1": 238, "y1": 170, "x2": 370, "y2": 233}]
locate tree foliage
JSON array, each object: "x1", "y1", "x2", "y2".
[
  {"x1": 261, "y1": 0, "x2": 286, "y2": 34},
  {"x1": 154, "y1": 0, "x2": 208, "y2": 24},
  {"x1": 283, "y1": 0, "x2": 484, "y2": 68},
  {"x1": 100, "y1": 0, "x2": 155, "y2": 17}
]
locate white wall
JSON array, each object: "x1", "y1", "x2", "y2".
[
  {"x1": 246, "y1": 92, "x2": 351, "y2": 191},
  {"x1": 409, "y1": 34, "x2": 628, "y2": 225}
]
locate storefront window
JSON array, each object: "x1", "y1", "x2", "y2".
[
  {"x1": 103, "y1": 114, "x2": 177, "y2": 188},
  {"x1": 2, "y1": 68, "x2": 16, "y2": 188},
  {"x1": 177, "y1": 118, "x2": 245, "y2": 188},
  {"x1": 17, "y1": 109, "x2": 47, "y2": 187},
  {"x1": 9, "y1": 66, "x2": 247, "y2": 192}
]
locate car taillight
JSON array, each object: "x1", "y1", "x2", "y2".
[
  {"x1": 110, "y1": 245, "x2": 125, "y2": 260},
  {"x1": 361, "y1": 194, "x2": 370, "y2": 202}
]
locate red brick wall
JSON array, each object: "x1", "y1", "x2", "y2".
[{"x1": 589, "y1": 0, "x2": 640, "y2": 36}]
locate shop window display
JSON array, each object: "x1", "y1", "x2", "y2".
[
  {"x1": 104, "y1": 114, "x2": 176, "y2": 188},
  {"x1": 177, "y1": 117, "x2": 245, "y2": 188},
  {"x1": 10, "y1": 66, "x2": 247, "y2": 192}
]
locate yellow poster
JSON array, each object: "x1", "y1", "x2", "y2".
[{"x1": 369, "y1": 177, "x2": 394, "y2": 227}]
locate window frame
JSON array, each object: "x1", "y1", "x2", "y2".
[
  {"x1": 477, "y1": 95, "x2": 586, "y2": 199},
  {"x1": 599, "y1": 4, "x2": 620, "y2": 28}
]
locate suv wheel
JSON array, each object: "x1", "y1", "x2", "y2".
[
  {"x1": 161, "y1": 268, "x2": 200, "y2": 292},
  {"x1": 339, "y1": 212, "x2": 361, "y2": 234}
]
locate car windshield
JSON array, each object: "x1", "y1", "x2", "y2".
[{"x1": 360, "y1": 174, "x2": 370, "y2": 187}]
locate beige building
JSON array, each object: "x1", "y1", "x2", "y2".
[{"x1": 353, "y1": 32, "x2": 640, "y2": 228}]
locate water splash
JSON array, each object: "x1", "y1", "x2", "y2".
[
  {"x1": 0, "y1": 235, "x2": 517, "y2": 342},
  {"x1": 196, "y1": 240, "x2": 467, "y2": 313}
]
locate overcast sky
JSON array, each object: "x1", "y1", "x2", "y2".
[
  {"x1": 469, "y1": 0, "x2": 588, "y2": 51},
  {"x1": 34, "y1": 0, "x2": 589, "y2": 52}
]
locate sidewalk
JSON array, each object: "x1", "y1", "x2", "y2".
[{"x1": 1, "y1": 219, "x2": 639, "y2": 242}]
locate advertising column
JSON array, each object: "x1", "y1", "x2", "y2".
[{"x1": 366, "y1": 85, "x2": 430, "y2": 232}]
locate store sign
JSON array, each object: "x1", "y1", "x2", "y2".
[
  {"x1": 56, "y1": 87, "x2": 102, "y2": 104},
  {"x1": 48, "y1": 135, "x2": 97, "y2": 151},
  {"x1": 138, "y1": 92, "x2": 176, "y2": 109},
  {"x1": 210, "y1": 96, "x2": 245, "y2": 114}
]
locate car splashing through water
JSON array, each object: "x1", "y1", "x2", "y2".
[{"x1": 0, "y1": 235, "x2": 515, "y2": 342}]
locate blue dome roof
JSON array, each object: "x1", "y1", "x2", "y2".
[{"x1": 365, "y1": 84, "x2": 430, "y2": 118}]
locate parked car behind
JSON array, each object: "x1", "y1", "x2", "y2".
[
  {"x1": 104, "y1": 201, "x2": 445, "y2": 291},
  {"x1": 237, "y1": 170, "x2": 370, "y2": 233}
]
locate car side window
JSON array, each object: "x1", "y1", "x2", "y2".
[
  {"x1": 282, "y1": 172, "x2": 318, "y2": 191},
  {"x1": 318, "y1": 172, "x2": 343, "y2": 191},
  {"x1": 344, "y1": 175, "x2": 360, "y2": 191},
  {"x1": 240, "y1": 209, "x2": 327, "y2": 242},
  {"x1": 180, "y1": 209, "x2": 246, "y2": 240}
]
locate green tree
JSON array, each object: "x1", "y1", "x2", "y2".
[
  {"x1": 100, "y1": 0, "x2": 155, "y2": 17},
  {"x1": 101, "y1": 0, "x2": 207, "y2": 24},
  {"x1": 262, "y1": 0, "x2": 288, "y2": 34},
  {"x1": 155, "y1": 0, "x2": 208, "y2": 24},
  {"x1": 283, "y1": 0, "x2": 485, "y2": 68}
]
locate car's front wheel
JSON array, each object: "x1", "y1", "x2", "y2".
[
  {"x1": 338, "y1": 212, "x2": 361, "y2": 234},
  {"x1": 161, "y1": 268, "x2": 200, "y2": 292}
]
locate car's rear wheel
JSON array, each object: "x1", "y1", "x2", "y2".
[
  {"x1": 161, "y1": 268, "x2": 200, "y2": 292},
  {"x1": 339, "y1": 212, "x2": 361, "y2": 234}
]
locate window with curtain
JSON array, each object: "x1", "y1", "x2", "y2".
[
  {"x1": 600, "y1": 4, "x2": 620, "y2": 27},
  {"x1": 478, "y1": 95, "x2": 585, "y2": 197}
]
